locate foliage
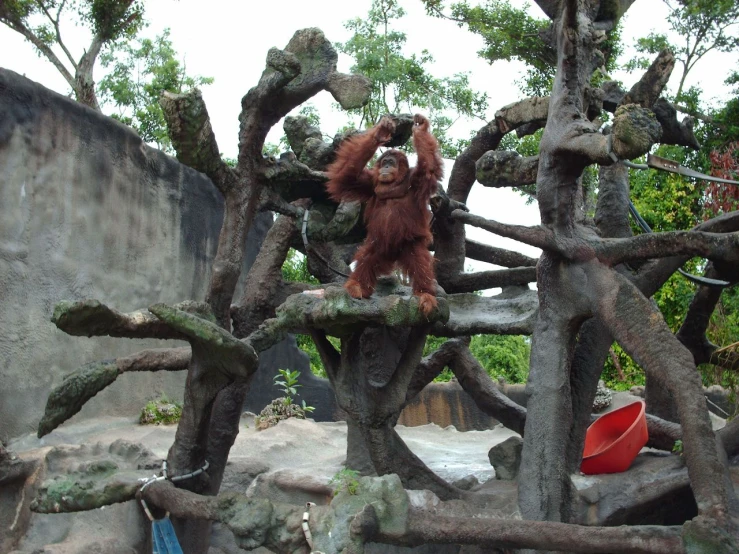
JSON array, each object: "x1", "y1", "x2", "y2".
[
  {"x1": 254, "y1": 369, "x2": 314, "y2": 430},
  {"x1": 705, "y1": 142, "x2": 739, "y2": 216},
  {"x1": 281, "y1": 250, "x2": 327, "y2": 377},
  {"x1": 295, "y1": 334, "x2": 327, "y2": 378},
  {"x1": 274, "y1": 369, "x2": 302, "y2": 406},
  {"x1": 1, "y1": 0, "x2": 144, "y2": 47},
  {"x1": 672, "y1": 439, "x2": 683, "y2": 455},
  {"x1": 602, "y1": 343, "x2": 646, "y2": 391},
  {"x1": 469, "y1": 334, "x2": 530, "y2": 383},
  {"x1": 423, "y1": 0, "x2": 621, "y2": 97},
  {"x1": 422, "y1": 334, "x2": 530, "y2": 384},
  {"x1": 604, "y1": 135, "x2": 739, "y2": 389},
  {"x1": 98, "y1": 28, "x2": 213, "y2": 153},
  {"x1": 139, "y1": 396, "x2": 182, "y2": 425},
  {"x1": 0, "y1": 0, "x2": 145, "y2": 107},
  {"x1": 282, "y1": 248, "x2": 320, "y2": 285},
  {"x1": 624, "y1": 0, "x2": 739, "y2": 100},
  {"x1": 705, "y1": 72, "x2": 739, "y2": 151},
  {"x1": 329, "y1": 468, "x2": 360, "y2": 495},
  {"x1": 337, "y1": 0, "x2": 488, "y2": 158}
]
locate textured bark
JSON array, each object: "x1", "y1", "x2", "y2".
[
  {"x1": 160, "y1": 90, "x2": 237, "y2": 193},
  {"x1": 51, "y1": 299, "x2": 190, "y2": 340},
  {"x1": 588, "y1": 262, "x2": 731, "y2": 522},
  {"x1": 621, "y1": 49, "x2": 675, "y2": 108},
  {"x1": 449, "y1": 345, "x2": 527, "y2": 435},
  {"x1": 514, "y1": 1, "x2": 735, "y2": 549},
  {"x1": 405, "y1": 337, "x2": 468, "y2": 402},
  {"x1": 312, "y1": 323, "x2": 463, "y2": 501},
  {"x1": 38, "y1": 347, "x2": 191, "y2": 437},
  {"x1": 463, "y1": 239, "x2": 538, "y2": 267},
  {"x1": 231, "y1": 213, "x2": 301, "y2": 337},
  {"x1": 0, "y1": 444, "x2": 36, "y2": 486},
  {"x1": 441, "y1": 267, "x2": 537, "y2": 293},
  {"x1": 434, "y1": 96, "x2": 549, "y2": 284},
  {"x1": 476, "y1": 151, "x2": 539, "y2": 189},
  {"x1": 162, "y1": 29, "x2": 371, "y2": 329},
  {"x1": 399, "y1": 511, "x2": 684, "y2": 554}
]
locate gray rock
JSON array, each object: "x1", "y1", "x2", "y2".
[
  {"x1": 592, "y1": 380, "x2": 613, "y2": 412},
  {"x1": 488, "y1": 436, "x2": 523, "y2": 480},
  {"x1": 451, "y1": 475, "x2": 480, "y2": 491}
]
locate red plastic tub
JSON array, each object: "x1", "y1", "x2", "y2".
[{"x1": 581, "y1": 400, "x2": 649, "y2": 475}]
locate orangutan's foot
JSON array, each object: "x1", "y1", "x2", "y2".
[
  {"x1": 345, "y1": 278, "x2": 372, "y2": 299},
  {"x1": 416, "y1": 292, "x2": 438, "y2": 316}
]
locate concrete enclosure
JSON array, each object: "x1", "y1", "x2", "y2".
[{"x1": 0, "y1": 69, "x2": 323, "y2": 440}]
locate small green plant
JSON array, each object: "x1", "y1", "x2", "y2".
[
  {"x1": 330, "y1": 468, "x2": 360, "y2": 496},
  {"x1": 672, "y1": 439, "x2": 684, "y2": 455},
  {"x1": 301, "y1": 400, "x2": 315, "y2": 415},
  {"x1": 253, "y1": 369, "x2": 316, "y2": 430},
  {"x1": 139, "y1": 396, "x2": 182, "y2": 425},
  {"x1": 274, "y1": 369, "x2": 302, "y2": 406}
]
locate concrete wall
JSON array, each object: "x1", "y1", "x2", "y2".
[
  {"x1": 0, "y1": 68, "x2": 294, "y2": 440},
  {"x1": 1, "y1": 67, "x2": 518, "y2": 440}
]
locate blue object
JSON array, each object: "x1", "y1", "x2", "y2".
[{"x1": 151, "y1": 517, "x2": 184, "y2": 554}]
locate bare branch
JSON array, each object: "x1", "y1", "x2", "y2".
[
  {"x1": 442, "y1": 267, "x2": 537, "y2": 294},
  {"x1": 394, "y1": 510, "x2": 684, "y2": 554},
  {"x1": 51, "y1": 299, "x2": 187, "y2": 340},
  {"x1": 160, "y1": 90, "x2": 237, "y2": 194},
  {"x1": 463, "y1": 239, "x2": 538, "y2": 268},
  {"x1": 232, "y1": 213, "x2": 300, "y2": 338},
  {"x1": 450, "y1": 346, "x2": 527, "y2": 435},
  {"x1": 38, "y1": 347, "x2": 190, "y2": 437},
  {"x1": 452, "y1": 209, "x2": 554, "y2": 251},
  {"x1": 622, "y1": 49, "x2": 675, "y2": 108},
  {"x1": 595, "y1": 230, "x2": 739, "y2": 266},
  {"x1": 0, "y1": 14, "x2": 75, "y2": 89},
  {"x1": 405, "y1": 337, "x2": 468, "y2": 401}
]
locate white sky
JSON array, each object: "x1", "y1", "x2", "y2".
[{"x1": 1, "y1": 0, "x2": 736, "y2": 279}]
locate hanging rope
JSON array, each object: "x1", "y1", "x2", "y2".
[
  {"x1": 301, "y1": 501, "x2": 326, "y2": 554},
  {"x1": 138, "y1": 460, "x2": 210, "y2": 554}
]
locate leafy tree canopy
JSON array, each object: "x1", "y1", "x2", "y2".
[
  {"x1": 422, "y1": 0, "x2": 621, "y2": 97},
  {"x1": 338, "y1": 0, "x2": 488, "y2": 158},
  {"x1": 0, "y1": 0, "x2": 211, "y2": 152},
  {"x1": 98, "y1": 29, "x2": 213, "y2": 153}
]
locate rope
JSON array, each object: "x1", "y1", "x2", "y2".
[
  {"x1": 301, "y1": 502, "x2": 326, "y2": 554},
  {"x1": 138, "y1": 459, "x2": 210, "y2": 521}
]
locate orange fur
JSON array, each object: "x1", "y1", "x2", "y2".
[{"x1": 325, "y1": 115, "x2": 444, "y2": 307}]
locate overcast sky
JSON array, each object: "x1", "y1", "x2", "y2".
[{"x1": 1, "y1": 0, "x2": 736, "y2": 276}]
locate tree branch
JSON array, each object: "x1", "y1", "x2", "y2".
[
  {"x1": 432, "y1": 288, "x2": 539, "y2": 337},
  {"x1": 390, "y1": 510, "x2": 685, "y2": 554},
  {"x1": 38, "y1": 347, "x2": 191, "y2": 437},
  {"x1": 442, "y1": 267, "x2": 537, "y2": 294},
  {"x1": 595, "y1": 230, "x2": 739, "y2": 266},
  {"x1": 451, "y1": 209, "x2": 554, "y2": 251},
  {"x1": 405, "y1": 337, "x2": 468, "y2": 402},
  {"x1": 232, "y1": 212, "x2": 301, "y2": 338},
  {"x1": 463, "y1": 239, "x2": 538, "y2": 268},
  {"x1": 476, "y1": 151, "x2": 539, "y2": 189},
  {"x1": 449, "y1": 346, "x2": 527, "y2": 435},
  {"x1": 159, "y1": 89, "x2": 237, "y2": 194},
  {"x1": 51, "y1": 299, "x2": 190, "y2": 340},
  {"x1": 0, "y1": 14, "x2": 75, "y2": 89}
]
